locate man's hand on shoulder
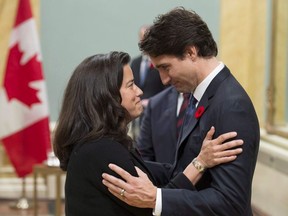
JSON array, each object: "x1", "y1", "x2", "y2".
[{"x1": 102, "y1": 164, "x2": 157, "y2": 208}]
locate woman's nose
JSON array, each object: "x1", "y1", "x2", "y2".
[{"x1": 136, "y1": 85, "x2": 143, "y2": 96}]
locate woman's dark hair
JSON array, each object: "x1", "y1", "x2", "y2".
[
  {"x1": 53, "y1": 51, "x2": 132, "y2": 171},
  {"x1": 139, "y1": 7, "x2": 218, "y2": 58}
]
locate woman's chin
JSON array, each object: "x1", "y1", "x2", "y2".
[{"x1": 132, "y1": 109, "x2": 143, "y2": 120}]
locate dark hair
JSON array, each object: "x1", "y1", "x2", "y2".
[
  {"x1": 139, "y1": 7, "x2": 218, "y2": 58},
  {"x1": 53, "y1": 51, "x2": 133, "y2": 171}
]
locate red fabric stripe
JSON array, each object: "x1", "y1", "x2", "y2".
[{"x1": 15, "y1": 0, "x2": 33, "y2": 26}]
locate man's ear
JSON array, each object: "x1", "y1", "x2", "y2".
[{"x1": 186, "y1": 46, "x2": 197, "y2": 60}]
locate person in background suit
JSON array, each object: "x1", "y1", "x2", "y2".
[
  {"x1": 53, "y1": 51, "x2": 243, "y2": 216},
  {"x1": 136, "y1": 86, "x2": 184, "y2": 164},
  {"x1": 130, "y1": 25, "x2": 166, "y2": 139},
  {"x1": 102, "y1": 8, "x2": 260, "y2": 216},
  {"x1": 131, "y1": 25, "x2": 165, "y2": 104}
]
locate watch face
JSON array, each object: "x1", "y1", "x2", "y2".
[{"x1": 192, "y1": 158, "x2": 205, "y2": 172}]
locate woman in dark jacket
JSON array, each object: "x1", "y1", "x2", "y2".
[{"x1": 53, "y1": 51, "x2": 242, "y2": 216}]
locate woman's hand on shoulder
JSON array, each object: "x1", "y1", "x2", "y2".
[{"x1": 197, "y1": 126, "x2": 243, "y2": 168}]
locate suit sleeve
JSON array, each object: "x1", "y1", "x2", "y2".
[
  {"x1": 83, "y1": 140, "x2": 152, "y2": 216},
  {"x1": 161, "y1": 97, "x2": 260, "y2": 216}
]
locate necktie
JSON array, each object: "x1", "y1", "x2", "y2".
[
  {"x1": 176, "y1": 93, "x2": 190, "y2": 138},
  {"x1": 179, "y1": 94, "x2": 197, "y2": 139}
]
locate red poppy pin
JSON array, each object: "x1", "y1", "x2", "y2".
[{"x1": 195, "y1": 106, "x2": 205, "y2": 119}]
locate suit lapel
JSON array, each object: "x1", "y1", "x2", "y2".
[
  {"x1": 177, "y1": 66, "x2": 231, "y2": 148},
  {"x1": 166, "y1": 88, "x2": 178, "y2": 142},
  {"x1": 165, "y1": 87, "x2": 178, "y2": 122}
]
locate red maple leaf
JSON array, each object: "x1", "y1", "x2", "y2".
[{"x1": 4, "y1": 43, "x2": 43, "y2": 107}]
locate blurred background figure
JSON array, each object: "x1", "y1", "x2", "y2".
[
  {"x1": 136, "y1": 86, "x2": 190, "y2": 164},
  {"x1": 130, "y1": 25, "x2": 166, "y2": 139}
]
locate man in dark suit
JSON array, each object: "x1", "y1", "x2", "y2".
[
  {"x1": 103, "y1": 8, "x2": 259, "y2": 216},
  {"x1": 136, "y1": 86, "x2": 190, "y2": 164},
  {"x1": 131, "y1": 54, "x2": 165, "y2": 101},
  {"x1": 136, "y1": 86, "x2": 179, "y2": 164},
  {"x1": 130, "y1": 25, "x2": 165, "y2": 139},
  {"x1": 131, "y1": 25, "x2": 165, "y2": 101}
]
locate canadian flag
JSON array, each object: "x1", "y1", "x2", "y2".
[{"x1": 0, "y1": 0, "x2": 51, "y2": 177}]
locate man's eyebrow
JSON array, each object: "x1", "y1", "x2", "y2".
[{"x1": 155, "y1": 63, "x2": 169, "y2": 69}]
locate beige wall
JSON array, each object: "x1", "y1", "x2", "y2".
[
  {"x1": 273, "y1": 0, "x2": 288, "y2": 125},
  {"x1": 220, "y1": 0, "x2": 288, "y2": 128},
  {"x1": 219, "y1": 0, "x2": 267, "y2": 127}
]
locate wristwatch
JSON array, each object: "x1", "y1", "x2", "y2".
[{"x1": 192, "y1": 158, "x2": 206, "y2": 173}]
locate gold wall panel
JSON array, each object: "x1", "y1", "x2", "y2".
[
  {"x1": 219, "y1": 0, "x2": 267, "y2": 126},
  {"x1": 273, "y1": 0, "x2": 288, "y2": 125}
]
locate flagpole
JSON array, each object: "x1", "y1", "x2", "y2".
[{"x1": 10, "y1": 177, "x2": 32, "y2": 209}]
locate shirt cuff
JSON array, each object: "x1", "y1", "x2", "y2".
[{"x1": 152, "y1": 188, "x2": 162, "y2": 216}]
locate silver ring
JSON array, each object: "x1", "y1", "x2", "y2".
[{"x1": 120, "y1": 188, "x2": 125, "y2": 197}]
